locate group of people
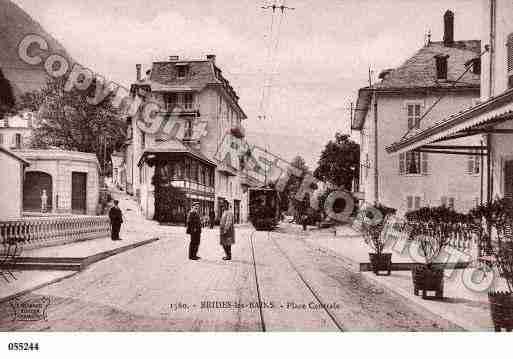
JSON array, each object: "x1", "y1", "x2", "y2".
[
  {"x1": 107, "y1": 199, "x2": 236, "y2": 261},
  {"x1": 186, "y1": 202, "x2": 235, "y2": 261}
]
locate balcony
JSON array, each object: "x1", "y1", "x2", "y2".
[{"x1": 162, "y1": 102, "x2": 200, "y2": 116}]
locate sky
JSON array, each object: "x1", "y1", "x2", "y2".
[{"x1": 12, "y1": 0, "x2": 482, "y2": 168}]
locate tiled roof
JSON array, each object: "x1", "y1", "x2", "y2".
[
  {"x1": 375, "y1": 40, "x2": 481, "y2": 89},
  {"x1": 149, "y1": 61, "x2": 220, "y2": 91},
  {"x1": 142, "y1": 139, "x2": 216, "y2": 167}
]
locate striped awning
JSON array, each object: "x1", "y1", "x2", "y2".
[{"x1": 386, "y1": 88, "x2": 513, "y2": 154}]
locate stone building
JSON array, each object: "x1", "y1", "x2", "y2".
[
  {"x1": 353, "y1": 11, "x2": 484, "y2": 214},
  {"x1": 125, "y1": 55, "x2": 254, "y2": 223},
  {"x1": 13, "y1": 149, "x2": 100, "y2": 215}
]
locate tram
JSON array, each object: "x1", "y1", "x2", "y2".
[{"x1": 248, "y1": 187, "x2": 280, "y2": 231}]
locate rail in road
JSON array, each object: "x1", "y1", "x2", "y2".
[{"x1": 249, "y1": 230, "x2": 344, "y2": 332}]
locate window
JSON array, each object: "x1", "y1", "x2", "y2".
[
  {"x1": 435, "y1": 54, "x2": 449, "y2": 80},
  {"x1": 407, "y1": 103, "x2": 421, "y2": 130},
  {"x1": 0, "y1": 133, "x2": 3, "y2": 145},
  {"x1": 166, "y1": 93, "x2": 177, "y2": 111},
  {"x1": 192, "y1": 161, "x2": 199, "y2": 182},
  {"x1": 184, "y1": 93, "x2": 193, "y2": 109},
  {"x1": 400, "y1": 151, "x2": 428, "y2": 175},
  {"x1": 406, "y1": 196, "x2": 422, "y2": 211},
  {"x1": 184, "y1": 118, "x2": 193, "y2": 139},
  {"x1": 177, "y1": 65, "x2": 188, "y2": 79},
  {"x1": 15, "y1": 133, "x2": 22, "y2": 148},
  {"x1": 468, "y1": 150, "x2": 480, "y2": 175}
]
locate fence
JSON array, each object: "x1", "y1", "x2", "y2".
[
  {"x1": 0, "y1": 216, "x2": 110, "y2": 250},
  {"x1": 379, "y1": 216, "x2": 477, "y2": 256}
]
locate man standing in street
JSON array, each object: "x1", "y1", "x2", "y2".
[
  {"x1": 220, "y1": 202, "x2": 235, "y2": 260},
  {"x1": 209, "y1": 208, "x2": 216, "y2": 229},
  {"x1": 109, "y1": 200, "x2": 123, "y2": 241},
  {"x1": 186, "y1": 202, "x2": 202, "y2": 260}
]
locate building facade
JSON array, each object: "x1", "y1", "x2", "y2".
[
  {"x1": 353, "y1": 11, "x2": 484, "y2": 214},
  {"x1": 0, "y1": 146, "x2": 29, "y2": 219},
  {"x1": 125, "y1": 55, "x2": 253, "y2": 223},
  {"x1": 386, "y1": 1, "x2": 513, "y2": 205}
]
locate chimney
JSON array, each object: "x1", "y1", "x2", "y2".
[
  {"x1": 136, "y1": 64, "x2": 141, "y2": 81},
  {"x1": 443, "y1": 10, "x2": 454, "y2": 46},
  {"x1": 206, "y1": 54, "x2": 216, "y2": 64},
  {"x1": 169, "y1": 56, "x2": 179, "y2": 61}
]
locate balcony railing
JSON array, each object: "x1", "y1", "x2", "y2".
[{"x1": 0, "y1": 216, "x2": 110, "y2": 250}]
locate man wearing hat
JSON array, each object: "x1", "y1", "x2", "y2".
[
  {"x1": 108, "y1": 200, "x2": 123, "y2": 241},
  {"x1": 186, "y1": 202, "x2": 202, "y2": 260}
]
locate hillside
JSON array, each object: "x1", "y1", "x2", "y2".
[{"x1": 0, "y1": 0, "x2": 72, "y2": 97}]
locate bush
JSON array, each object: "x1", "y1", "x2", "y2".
[
  {"x1": 361, "y1": 204, "x2": 397, "y2": 255},
  {"x1": 405, "y1": 205, "x2": 472, "y2": 265}
]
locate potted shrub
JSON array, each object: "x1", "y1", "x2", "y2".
[
  {"x1": 472, "y1": 198, "x2": 513, "y2": 331},
  {"x1": 362, "y1": 204, "x2": 397, "y2": 276},
  {"x1": 405, "y1": 206, "x2": 472, "y2": 299}
]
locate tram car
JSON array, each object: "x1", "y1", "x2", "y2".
[{"x1": 248, "y1": 187, "x2": 280, "y2": 231}]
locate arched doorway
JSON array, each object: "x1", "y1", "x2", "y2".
[{"x1": 23, "y1": 171, "x2": 53, "y2": 212}]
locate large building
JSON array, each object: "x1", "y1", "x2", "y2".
[
  {"x1": 353, "y1": 11, "x2": 484, "y2": 214},
  {"x1": 386, "y1": 0, "x2": 513, "y2": 205},
  {"x1": 125, "y1": 55, "x2": 256, "y2": 223}
]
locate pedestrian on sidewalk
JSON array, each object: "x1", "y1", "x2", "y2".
[
  {"x1": 109, "y1": 200, "x2": 123, "y2": 241},
  {"x1": 209, "y1": 208, "x2": 216, "y2": 229},
  {"x1": 301, "y1": 213, "x2": 308, "y2": 231},
  {"x1": 186, "y1": 202, "x2": 202, "y2": 260},
  {"x1": 220, "y1": 202, "x2": 235, "y2": 260}
]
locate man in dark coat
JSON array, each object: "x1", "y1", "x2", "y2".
[
  {"x1": 108, "y1": 200, "x2": 123, "y2": 241},
  {"x1": 186, "y1": 202, "x2": 202, "y2": 260},
  {"x1": 209, "y1": 209, "x2": 216, "y2": 229}
]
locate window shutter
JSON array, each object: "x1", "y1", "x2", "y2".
[
  {"x1": 467, "y1": 155, "x2": 474, "y2": 174},
  {"x1": 0, "y1": 133, "x2": 3, "y2": 145},
  {"x1": 408, "y1": 118, "x2": 413, "y2": 130},
  {"x1": 508, "y1": 33, "x2": 513, "y2": 87},
  {"x1": 399, "y1": 153, "x2": 405, "y2": 175},
  {"x1": 407, "y1": 196, "x2": 413, "y2": 210},
  {"x1": 407, "y1": 105, "x2": 413, "y2": 129},
  {"x1": 414, "y1": 105, "x2": 421, "y2": 129},
  {"x1": 414, "y1": 196, "x2": 421, "y2": 210},
  {"x1": 421, "y1": 153, "x2": 428, "y2": 175}
]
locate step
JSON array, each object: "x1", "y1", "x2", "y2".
[{"x1": 1, "y1": 237, "x2": 159, "y2": 271}]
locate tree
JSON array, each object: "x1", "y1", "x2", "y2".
[
  {"x1": 274, "y1": 155, "x2": 311, "y2": 220},
  {"x1": 15, "y1": 77, "x2": 126, "y2": 176},
  {"x1": 0, "y1": 68, "x2": 15, "y2": 117},
  {"x1": 314, "y1": 132, "x2": 359, "y2": 190}
]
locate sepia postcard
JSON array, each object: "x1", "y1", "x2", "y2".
[{"x1": 1, "y1": 1, "x2": 513, "y2": 355}]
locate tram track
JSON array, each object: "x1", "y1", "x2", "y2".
[
  {"x1": 248, "y1": 229, "x2": 344, "y2": 332},
  {"x1": 249, "y1": 230, "x2": 267, "y2": 332}
]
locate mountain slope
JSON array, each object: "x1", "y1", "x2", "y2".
[{"x1": 0, "y1": 0, "x2": 72, "y2": 97}]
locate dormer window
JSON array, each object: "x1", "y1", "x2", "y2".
[
  {"x1": 176, "y1": 63, "x2": 189, "y2": 79},
  {"x1": 435, "y1": 54, "x2": 449, "y2": 80}
]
